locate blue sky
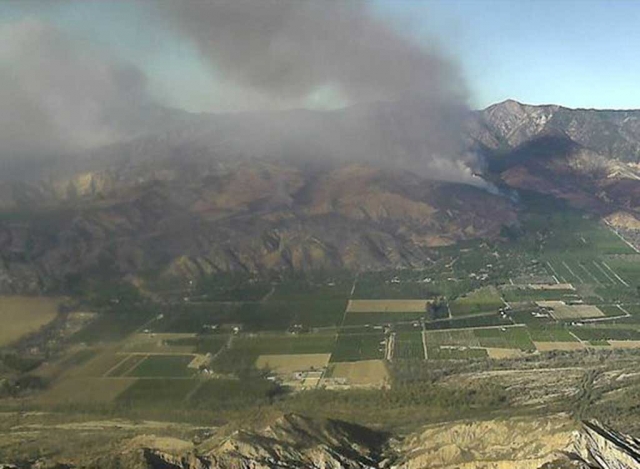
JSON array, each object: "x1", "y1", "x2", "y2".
[{"x1": 2, "y1": 0, "x2": 640, "y2": 111}]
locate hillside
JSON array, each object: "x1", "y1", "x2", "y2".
[
  {"x1": 5, "y1": 413, "x2": 640, "y2": 468},
  {"x1": 2, "y1": 99, "x2": 640, "y2": 292}
]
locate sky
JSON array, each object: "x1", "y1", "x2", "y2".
[{"x1": 1, "y1": 0, "x2": 639, "y2": 113}]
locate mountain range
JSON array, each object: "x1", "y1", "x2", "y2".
[{"x1": 1, "y1": 99, "x2": 639, "y2": 293}]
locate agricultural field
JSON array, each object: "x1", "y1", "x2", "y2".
[
  {"x1": 70, "y1": 310, "x2": 157, "y2": 344},
  {"x1": 326, "y1": 360, "x2": 389, "y2": 388},
  {"x1": 189, "y1": 378, "x2": 279, "y2": 410},
  {"x1": 7, "y1": 192, "x2": 640, "y2": 429},
  {"x1": 534, "y1": 341, "x2": 585, "y2": 352},
  {"x1": 570, "y1": 327, "x2": 640, "y2": 342},
  {"x1": 536, "y1": 302, "x2": 605, "y2": 320},
  {"x1": 474, "y1": 327, "x2": 535, "y2": 351},
  {"x1": 105, "y1": 355, "x2": 148, "y2": 377},
  {"x1": 346, "y1": 299, "x2": 429, "y2": 313},
  {"x1": 116, "y1": 378, "x2": 199, "y2": 405},
  {"x1": 427, "y1": 347, "x2": 488, "y2": 360},
  {"x1": 393, "y1": 331, "x2": 425, "y2": 360},
  {"x1": 255, "y1": 354, "x2": 330, "y2": 374},
  {"x1": 330, "y1": 331, "x2": 385, "y2": 362},
  {"x1": 501, "y1": 286, "x2": 578, "y2": 302},
  {"x1": 448, "y1": 286, "x2": 504, "y2": 316},
  {"x1": 343, "y1": 311, "x2": 424, "y2": 326},
  {"x1": 270, "y1": 273, "x2": 354, "y2": 301},
  {"x1": 0, "y1": 296, "x2": 63, "y2": 347},
  {"x1": 36, "y1": 377, "x2": 137, "y2": 405},
  {"x1": 127, "y1": 355, "x2": 196, "y2": 378},
  {"x1": 352, "y1": 274, "x2": 436, "y2": 299},
  {"x1": 121, "y1": 333, "x2": 198, "y2": 354},
  {"x1": 526, "y1": 326, "x2": 578, "y2": 342},
  {"x1": 425, "y1": 330, "x2": 480, "y2": 348},
  {"x1": 231, "y1": 334, "x2": 336, "y2": 355},
  {"x1": 233, "y1": 299, "x2": 348, "y2": 330},
  {"x1": 423, "y1": 314, "x2": 512, "y2": 330}
]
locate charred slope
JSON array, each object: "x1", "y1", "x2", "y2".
[{"x1": 0, "y1": 160, "x2": 516, "y2": 293}]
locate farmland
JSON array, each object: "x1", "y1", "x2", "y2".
[
  {"x1": 346, "y1": 299, "x2": 429, "y2": 313},
  {"x1": 449, "y1": 286, "x2": 504, "y2": 316},
  {"x1": 331, "y1": 331, "x2": 386, "y2": 362},
  {"x1": 4, "y1": 193, "x2": 640, "y2": 434},
  {"x1": 0, "y1": 296, "x2": 63, "y2": 346},
  {"x1": 255, "y1": 354, "x2": 331, "y2": 374}
]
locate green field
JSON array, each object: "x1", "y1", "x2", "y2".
[
  {"x1": 597, "y1": 305, "x2": 628, "y2": 317},
  {"x1": 527, "y1": 326, "x2": 578, "y2": 342},
  {"x1": 105, "y1": 355, "x2": 147, "y2": 377},
  {"x1": 234, "y1": 300, "x2": 348, "y2": 330},
  {"x1": 153, "y1": 303, "x2": 240, "y2": 333},
  {"x1": 270, "y1": 273, "x2": 353, "y2": 300},
  {"x1": 425, "y1": 329, "x2": 479, "y2": 347},
  {"x1": 424, "y1": 315, "x2": 512, "y2": 330},
  {"x1": 474, "y1": 327, "x2": 535, "y2": 351},
  {"x1": 501, "y1": 287, "x2": 578, "y2": 302},
  {"x1": 570, "y1": 327, "x2": 640, "y2": 342},
  {"x1": 127, "y1": 355, "x2": 196, "y2": 378},
  {"x1": 427, "y1": 347, "x2": 488, "y2": 360},
  {"x1": 330, "y1": 332, "x2": 385, "y2": 362},
  {"x1": 231, "y1": 334, "x2": 336, "y2": 355},
  {"x1": 508, "y1": 308, "x2": 556, "y2": 326},
  {"x1": 449, "y1": 287, "x2": 504, "y2": 316},
  {"x1": 116, "y1": 378, "x2": 199, "y2": 405},
  {"x1": 393, "y1": 332, "x2": 424, "y2": 360},
  {"x1": 70, "y1": 311, "x2": 156, "y2": 343},
  {"x1": 189, "y1": 378, "x2": 280, "y2": 410},
  {"x1": 343, "y1": 312, "x2": 425, "y2": 326},
  {"x1": 353, "y1": 271, "x2": 437, "y2": 299}
]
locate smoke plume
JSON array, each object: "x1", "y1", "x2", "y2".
[
  {"x1": 0, "y1": 1, "x2": 491, "y2": 188},
  {"x1": 152, "y1": 0, "x2": 486, "y2": 186},
  {"x1": 154, "y1": 0, "x2": 466, "y2": 106},
  {"x1": 0, "y1": 19, "x2": 153, "y2": 163}
]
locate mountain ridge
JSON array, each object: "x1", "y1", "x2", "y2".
[{"x1": 2, "y1": 98, "x2": 640, "y2": 292}]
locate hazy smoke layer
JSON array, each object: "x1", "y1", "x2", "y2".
[
  {"x1": 154, "y1": 0, "x2": 485, "y2": 186},
  {"x1": 0, "y1": 19, "x2": 152, "y2": 162}
]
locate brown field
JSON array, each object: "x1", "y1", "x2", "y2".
[
  {"x1": 36, "y1": 377, "x2": 136, "y2": 404},
  {"x1": 534, "y1": 341, "x2": 586, "y2": 352},
  {"x1": 329, "y1": 360, "x2": 390, "y2": 387},
  {"x1": 255, "y1": 353, "x2": 331, "y2": 374},
  {"x1": 346, "y1": 299, "x2": 429, "y2": 313},
  {"x1": 485, "y1": 348, "x2": 527, "y2": 359},
  {"x1": 69, "y1": 350, "x2": 128, "y2": 378},
  {"x1": 608, "y1": 340, "x2": 640, "y2": 349},
  {"x1": 187, "y1": 354, "x2": 210, "y2": 369},
  {"x1": 121, "y1": 333, "x2": 197, "y2": 354},
  {"x1": 536, "y1": 301, "x2": 605, "y2": 320},
  {"x1": 527, "y1": 283, "x2": 575, "y2": 290},
  {"x1": 0, "y1": 296, "x2": 63, "y2": 347}
]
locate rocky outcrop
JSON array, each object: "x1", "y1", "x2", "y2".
[
  {"x1": 117, "y1": 414, "x2": 390, "y2": 469},
  {"x1": 112, "y1": 416, "x2": 640, "y2": 469},
  {"x1": 470, "y1": 100, "x2": 640, "y2": 162},
  {"x1": 4, "y1": 415, "x2": 640, "y2": 469},
  {"x1": 570, "y1": 420, "x2": 640, "y2": 469}
]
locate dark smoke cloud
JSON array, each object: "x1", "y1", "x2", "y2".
[
  {"x1": 154, "y1": 0, "x2": 467, "y2": 106},
  {"x1": 0, "y1": 19, "x2": 153, "y2": 162}
]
